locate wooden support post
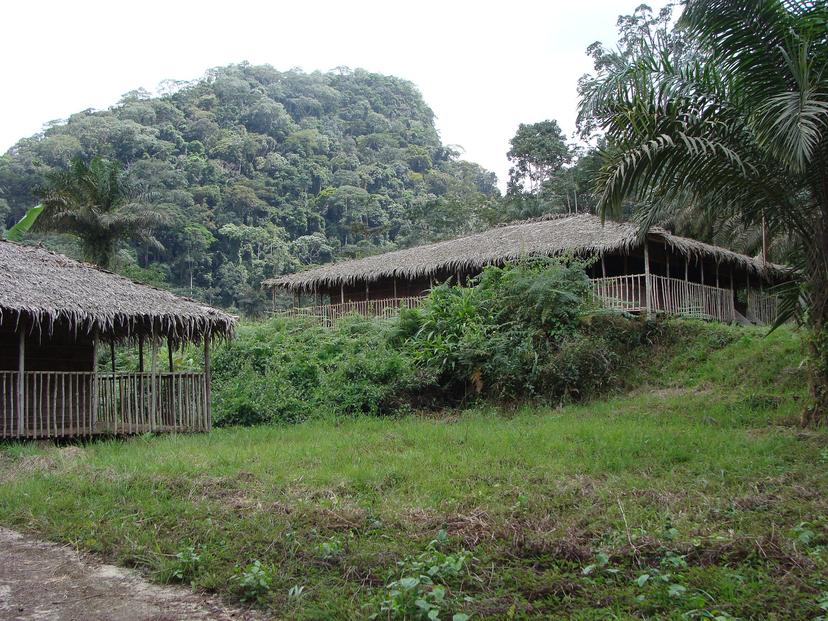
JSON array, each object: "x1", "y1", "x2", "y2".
[
  {"x1": 91, "y1": 335, "x2": 98, "y2": 431},
  {"x1": 393, "y1": 276, "x2": 398, "y2": 299},
  {"x1": 340, "y1": 283, "x2": 344, "y2": 304},
  {"x1": 644, "y1": 241, "x2": 652, "y2": 316},
  {"x1": 110, "y1": 341, "x2": 116, "y2": 374},
  {"x1": 746, "y1": 272, "x2": 752, "y2": 320},
  {"x1": 729, "y1": 265, "x2": 736, "y2": 319},
  {"x1": 138, "y1": 336, "x2": 144, "y2": 373},
  {"x1": 365, "y1": 281, "x2": 369, "y2": 301},
  {"x1": 601, "y1": 255, "x2": 607, "y2": 278},
  {"x1": 700, "y1": 260, "x2": 705, "y2": 286},
  {"x1": 167, "y1": 337, "x2": 174, "y2": 372},
  {"x1": 715, "y1": 262, "x2": 720, "y2": 289},
  {"x1": 150, "y1": 340, "x2": 158, "y2": 431},
  {"x1": 204, "y1": 337, "x2": 211, "y2": 431},
  {"x1": 17, "y1": 332, "x2": 24, "y2": 435}
]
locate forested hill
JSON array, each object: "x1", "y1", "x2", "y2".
[{"x1": 0, "y1": 63, "x2": 499, "y2": 313}]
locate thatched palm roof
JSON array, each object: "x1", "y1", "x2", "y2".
[
  {"x1": 264, "y1": 213, "x2": 787, "y2": 291},
  {"x1": 0, "y1": 241, "x2": 235, "y2": 341}
]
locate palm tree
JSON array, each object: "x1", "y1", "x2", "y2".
[
  {"x1": 578, "y1": 0, "x2": 828, "y2": 425},
  {"x1": 35, "y1": 157, "x2": 166, "y2": 269}
]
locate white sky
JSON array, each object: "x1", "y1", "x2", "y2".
[{"x1": 0, "y1": 0, "x2": 670, "y2": 191}]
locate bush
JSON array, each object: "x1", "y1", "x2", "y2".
[
  {"x1": 213, "y1": 258, "x2": 710, "y2": 426},
  {"x1": 400, "y1": 257, "x2": 621, "y2": 402},
  {"x1": 212, "y1": 316, "x2": 433, "y2": 426}
]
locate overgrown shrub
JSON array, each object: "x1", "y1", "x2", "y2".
[
  {"x1": 213, "y1": 258, "x2": 722, "y2": 426},
  {"x1": 212, "y1": 316, "x2": 433, "y2": 425},
  {"x1": 398, "y1": 258, "x2": 614, "y2": 401}
]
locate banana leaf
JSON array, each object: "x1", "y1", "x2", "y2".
[{"x1": 5, "y1": 204, "x2": 43, "y2": 241}]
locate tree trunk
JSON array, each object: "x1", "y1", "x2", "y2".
[
  {"x1": 803, "y1": 328, "x2": 828, "y2": 427},
  {"x1": 803, "y1": 209, "x2": 828, "y2": 426}
]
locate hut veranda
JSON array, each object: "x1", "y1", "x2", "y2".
[
  {"x1": 266, "y1": 213, "x2": 787, "y2": 327},
  {"x1": 0, "y1": 241, "x2": 235, "y2": 439}
]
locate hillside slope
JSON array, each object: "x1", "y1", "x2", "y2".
[
  {"x1": 1, "y1": 324, "x2": 825, "y2": 619},
  {"x1": 0, "y1": 64, "x2": 499, "y2": 312}
]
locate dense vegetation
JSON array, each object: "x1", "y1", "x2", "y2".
[
  {"x1": 211, "y1": 259, "x2": 680, "y2": 426},
  {"x1": 578, "y1": 0, "x2": 828, "y2": 424},
  {"x1": 2, "y1": 323, "x2": 822, "y2": 619},
  {"x1": 0, "y1": 64, "x2": 499, "y2": 313}
]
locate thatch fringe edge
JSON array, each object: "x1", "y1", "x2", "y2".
[
  {"x1": 264, "y1": 228, "x2": 786, "y2": 292},
  {"x1": 0, "y1": 306, "x2": 235, "y2": 343}
]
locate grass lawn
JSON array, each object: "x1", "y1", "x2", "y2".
[{"x1": 1, "y1": 324, "x2": 826, "y2": 619}]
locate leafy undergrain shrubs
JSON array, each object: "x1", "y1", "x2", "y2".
[
  {"x1": 213, "y1": 258, "x2": 735, "y2": 426},
  {"x1": 233, "y1": 560, "x2": 275, "y2": 603},
  {"x1": 370, "y1": 531, "x2": 473, "y2": 620},
  {"x1": 397, "y1": 258, "x2": 654, "y2": 402},
  {"x1": 212, "y1": 316, "x2": 430, "y2": 425}
]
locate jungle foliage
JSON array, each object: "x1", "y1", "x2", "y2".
[
  {"x1": 0, "y1": 64, "x2": 500, "y2": 313},
  {"x1": 578, "y1": 0, "x2": 828, "y2": 424},
  {"x1": 212, "y1": 259, "x2": 712, "y2": 426}
]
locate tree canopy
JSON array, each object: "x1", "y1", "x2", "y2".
[
  {"x1": 0, "y1": 64, "x2": 499, "y2": 313},
  {"x1": 35, "y1": 157, "x2": 165, "y2": 268}
]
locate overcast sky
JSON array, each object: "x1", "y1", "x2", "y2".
[{"x1": 0, "y1": 0, "x2": 670, "y2": 190}]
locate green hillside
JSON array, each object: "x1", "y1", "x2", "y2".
[
  {"x1": 2, "y1": 323, "x2": 825, "y2": 619},
  {"x1": 0, "y1": 64, "x2": 499, "y2": 312}
]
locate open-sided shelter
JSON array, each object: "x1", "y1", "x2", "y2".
[
  {"x1": 265, "y1": 213, "x2": 787, "y2": 326},
  {"x1": 0, "y1": 241, "x2": 235, "y2": 439}
]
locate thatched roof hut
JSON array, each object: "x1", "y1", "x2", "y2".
[
  {"x1": 0, "y1": 240, "x2": 235, "y2": 342},
  {"x1": 264, "y1": 213, "x2": 786, "y2": 292}
]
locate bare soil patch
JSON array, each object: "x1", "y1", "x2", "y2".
[{"x1": 0, "y1": 527, "x2": 266, "y2": 621}]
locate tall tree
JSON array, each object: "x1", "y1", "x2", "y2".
[
  {"x1": 35, "y1": 157, "x2": 165, "y2": 268},
  {"x1": 506, "y1": 120, "x2": 571, "y2": 195},
  {"x1": 579, "y1": 0, "x2": 828, "y2": 425}
]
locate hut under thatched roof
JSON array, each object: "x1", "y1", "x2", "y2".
[
  {"x1": 264, "y1": 213, "x2": 787, "y2": 328},
  {"x1": 0, "y1": 241, "x2": 236, "y2": 440},
  {"x1": 264, "y1": 213, "x2": 786, "y2": 293}
]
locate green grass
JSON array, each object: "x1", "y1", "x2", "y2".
[{"x1": 1, "y1": 323, "x2": 826, "y2": 620}]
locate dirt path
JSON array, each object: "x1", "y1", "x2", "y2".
[{"x1": 0, "y1": 527, "x2": 269, "y2": 621}]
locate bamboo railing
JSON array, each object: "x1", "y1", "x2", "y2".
[
  {"x1": 0, "y1": 371, "x2": 208, "y2": 439},
  {"x1": 591, "y1": 274, "x2": 737, "y2": 323},
  {"x1": 648, "y1": 274, "x2": 736, "y2": 322},
  {"x1": 746, "y1": 289, "x2": 778, "y2": 325},
  {"x1": 97, "y1": 372, "x2": 209, "y2": 435},
  {"x1": 277, "y1": 296, "x2": 425, "y2": 327},
  {"x1": 590, "y1": 274, "x2": 647, "y2": 313},
  {"x1": 273, "y1": 275, "x2": 777, "y2": 329}
]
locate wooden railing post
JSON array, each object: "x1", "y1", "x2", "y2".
[
  {"x1": 204, "y1": 337, "x2": 211, "y2": 432},
  {"x1": 17, "y1": 332, "x2": 25, "y2": 436},
  {"x1": 91, "y1": 335, "x2": 98, "y2": 433},
  {"x1": 644, "y1": 242, "x2": 652, "y2": 316},
  {"x1": 150, "y1": 340, "x2": 158, "y2": 431}
]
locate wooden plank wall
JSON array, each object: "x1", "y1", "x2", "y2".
[{"x1": 0, "y1": 328, "x2": 94, "y2": 372}]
